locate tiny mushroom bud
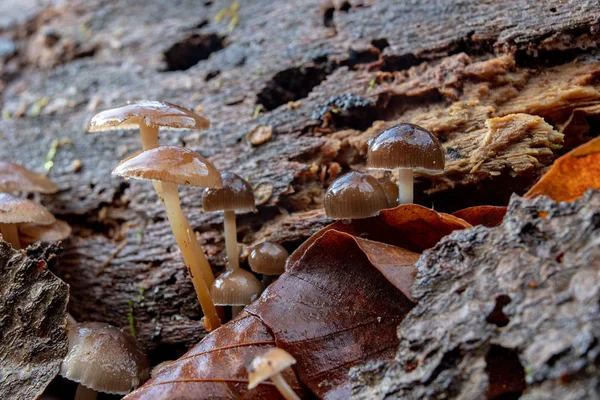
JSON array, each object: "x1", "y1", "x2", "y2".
[
  {"x1": 249, "y1": 242, "x2": 289, "y2": 284},
  {"x1": 367, "y1": 123, "x2": 445, "y2": 204},
  {"x1": 248, "y1": 348, "x2": 300, "y2": 400},
  {"x1": 19, "y1": 219, "x2": 71, "y2": 246},
  {"x1": 379, "y1": 176, "x2": 399, "y2": 208},
  {"x1": 0, "y1": 193, "x2": 55, "y2": 249},
  {"x1": 88, "y1": 100, "x2": 210, "y2": 200},
  {"x1": 203, "y1": 172, "x2": 255, "y2": 271},
  {"x1": 60, "y1": 322, "x2": 150, "y2": 400},
  {"x1": 0, "y1": 161, "x2": 58, "y2": 193},
  {"x1": 324, "y1": 171, "x2": 389, "y2": 220},
  {"x1": 211, "y1": 269, "x2": 263, "y2": 318},
  {"x1": 113, "y1": 145, "x2": 222, "y2": 331}
]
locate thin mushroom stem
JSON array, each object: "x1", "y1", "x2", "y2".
[
  {"x1": 270, "y1": 373, "x2": 300, "y2": 400},
  {"x1": 74, "y1": 384, "x2": 97, "y2": 400},
  {"x1": 162, "y1": 182, "x2": 220, "y2": 331},
  {"x1": 396, "y1": 168, "x2": 414, "y2": 205},
  {"x1": 223, "y1": 210, "x2": 239, "y2": 271},
  {"x1": 139, "y1": 122, "x2": 164, "y2": 201},
  {"x1": 0, "y1": 223, "x2": 21, "y2": 249}
]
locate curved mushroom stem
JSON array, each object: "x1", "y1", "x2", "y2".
[
  {"x1": 396, "y1": 168, "x2": 414, "y2": 205},
  {"x1": 75, "y1": 384, "x2": 97, "y2": 400},
  {"x1": 270, "y1": 373, "x2": 300, "y2": 400},
  {"x1": 0, "y1": 223, "x2": 21, "y2": 249},
  {"x1": 139, "y1": 122, "x2": 164, "y2": 202},
  {"x1": 162, "y1": 182, "x2": 220, "y2": 331},
  {"x1": 223, "y1": 210, "x2": 239, "y2": 271}
]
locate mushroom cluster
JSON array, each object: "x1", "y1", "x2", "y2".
[
  {"x1": 0, "y1": 161, "x2": 71, "y2": 249},
  {"x1": 323, "y1": 123, "x2": 445, "y2": 220}
]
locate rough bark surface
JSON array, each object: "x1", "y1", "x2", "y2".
[
  {"x1": 0, "y1": 242, "x2": 68, "y2": 400},
  {"x1": 0, "y1": 0, "x2": 599, "y2": 355},
  {"x1": 350, "y1": 191, "x2": 600, "y2": 399}
]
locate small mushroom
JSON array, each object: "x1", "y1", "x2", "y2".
[
  {"x1": 19, "y1": 219, "x2": 71, "y2": 246},
  {"x1": 324, "y1": 171, "x2": 389, "y2": 220},
  {"x1": 0, "y1": 161, "x2": 59, "y2": 193},
  {"x1": 113, "y1": 145, "x2": 222, "y2": 330},
  {"x1": 0, "y1": 193, "x2": 55, "y2": 249},
  {"x1": 367, "y1": 123, "x2": 445, "y2": 204},
  {"x1": 88, "y1": 100, "x2": 210, "y2": 199},
  {"x1": 248, "y1": 348, "x2": 300, "y2": 400},
  {"x1": 248, "y1": 241, "x2": 289, "y2": 285},
  {"x1": 60, "y1": 322, "x2": 150, "y2": 400},
  {"x1": 379, "y1": 176, "x2": 399, "y2": 208},
  {"x1": 203, "y1": 172, "x2": 255, "y2": 270},
  {"x1": 211, "y1": 269, "x2": 263, "y2": 318}
]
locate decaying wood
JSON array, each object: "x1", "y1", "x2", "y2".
[
  {"x1": 0, "y1": 0, "x2": 599, "y2": 356},
  {"x1": 0, "y1": 242, "x2": 68, "y2": 399},
  {"x1": 350, "y1": 191, "x2": 600, "y2": 399}
]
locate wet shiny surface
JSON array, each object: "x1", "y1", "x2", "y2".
[
  {"x1": 87, "y1": 100, "x2": 210, "y2": 131},
  {"x1": 60, "y1": 322, "x2": 150, "y2": 394},
  {"x1": 248, "y1": 241, "x2": 289, "y2": 275},
  {"x1": 113, "y1": 145, "x2": 222, "y2": 188},
  {"x1": 0, "y1": 193, "x2": 55, "y2": 224},
  {"x1": 0, "y1": 161, "x2": 58, "y2": 193},
  {"x1": 203, "y1": 172, "x2": 255, "y2": 212},
  {"x1": 210, "y1": 269, "x2": 263, "y2": 306},
  {"x1": 368, "y1": 123, "x2": 445, "y2": 171},
  {"x1": 324, "y1": 172, "x2": 389, "y2": 219}
]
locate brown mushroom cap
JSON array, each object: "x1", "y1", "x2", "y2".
[
  {"x1": 19, "y1": 219, "x2": 71, "y2": 245},
  {"x1": 248, "y1": 242, "x2": 289, "y2": 275},
  {"x1": 203, "y1": 172, "x2": 255, "y2": 212},
  {"x1": 379, "y1": 177, "x2": 399, "y2": 207},
  {"x1": 60, "y1": 322, "x2": 151, "y2": 395},
  {"x1": 87, "y1": 100, "x2": 210, "y2": 132},
  {"x1": 367, "y1": 123, "x2": 445, "y2": 172},
  {"x1": 324, "y1": 172, "x2": 389, "y2": 219},
  {"x1": 210, "y1": 269, "x2": 263, "y2": 306},
  {"x1": 248, "y1": 348, "x2": 297, "y2": 389},
  {"x1": 0, "y1": 193, "x2": 55, "y2": 224},
  {"x1": 112, "y1": 145, "x2": 222, "y2": 188},
  {"x1": 0, "y1": 161, "x2": 58, "y2": 193}
]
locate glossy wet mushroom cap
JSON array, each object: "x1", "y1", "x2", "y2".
[
  {"x1": 0, "y1": 193, "x2": 55, "y2": 225},
  {"x1": 324, "y1": 172, "x2": 389, "y2": 219},
  {"x1": 248, "y1": 348, "x2": 297, "y2": 389},
  {"x1": 87, "y1": 100, "x2": 210, "y2": 132},
  {"x1": 60, "y1": 322, "x2": 151, "y2": 394},
  {"x1": 113, "y1": 145, "x2": 222, "y2": 188},
  {"x1": 203, "y1": 172, "x2": 255, "y2": 212},
  {"x1": 248, "y1": 242, "x2": 289, "y2": 276},
  {"x1": 367, "y1": 123, "x2": 445, "y2": 171},
  {"x1": 211, "y1": 269, "x2": 263, "y2": 306},
  {"x1": 0, "y1": 161, "x2": 58, "y2": 193}
]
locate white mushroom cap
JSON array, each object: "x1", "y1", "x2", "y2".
[
  {"x1": 60, "y1": 322, "x2": 151, "y2": 394},
  {"x1": 248, "y1": 348, "x2": 297, "y2": 389}
]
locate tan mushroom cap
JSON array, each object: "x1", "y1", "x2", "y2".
[
  {"x1": 112, "y1": 145, "x2": 222, "y2": 188},
  {"x1": 210, "y1": 269, "x2": 263, "y2": 306},
  {"x1": 0, "y1": 161, "x2": 58, "y2": 193},
  {"x1": 324, "y1": 172, "x2": 389, "y2": 219},
  {"x1": 19, "y1": 219, "x2": 71, "y2": 245},
  {"x1": 60, "y1": 322, "x2": 151, "y2": 395},
  {"x1": 0, "y1": 193, "x2": 55, "y2": 224},
  {"x1": 248, "y1": 242, "x2": 289, "y2": 275},
  {"x1": 203, "y1": 172, "x2": 255, "y2": 212},
  {"x1": 367, "y1": 123, "x2": 445, "y2": 172},
  {"x1": 248, "y1": 348, "x2": 297, "y2": 389},
  {"x1": 87, "y1": 100, "x2": 210, "y2": 132}
]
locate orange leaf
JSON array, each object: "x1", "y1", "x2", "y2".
[
  {"x1": 288, "y1": 204, "x2": 470, "y2": 271},
  {"x1": 525, "y1": 136, "x2": 600, "y2": 201},
  {"x1": 452, "y1": 206, "x2": 507, "y2": 227},
  {"x1": 128, "y1": 230, "x2": 418, "y2": 399}
]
